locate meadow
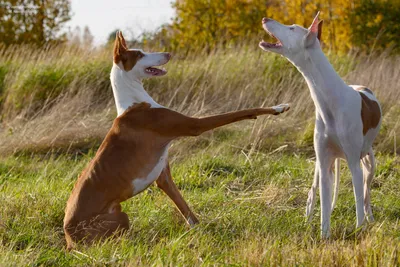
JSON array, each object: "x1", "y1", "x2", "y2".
[{"x1": 0, "y1": 43, "x2": 399, "y2": 266}]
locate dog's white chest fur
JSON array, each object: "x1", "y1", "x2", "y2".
[
  {"x1": 110, "y1": 65, "x2": 163, "y2": 116},
  {"x1": 132, "y1": 147, "x2": 169, "y2": 195}
]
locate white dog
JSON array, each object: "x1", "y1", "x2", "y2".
[{"x1": 259, "y1": 12, "x2": 382, "y2": 237}]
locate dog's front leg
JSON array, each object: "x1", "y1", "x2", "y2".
[
  {"x1": 185, "y1": 105, "x2": 290, "y2": 136},
  {"x1": 319, "y1": 156, "x2": 335, "y2": 238},
  {"x1": 314, "y1": 133, "x2": 336, "y2": 238},
  {"x1": 156, "y1": 162, "x2": 199, "y2": 226}
]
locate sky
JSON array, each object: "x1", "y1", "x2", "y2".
[{"x1": 66, "y1": 0, "x2": 175, "y2": 45}]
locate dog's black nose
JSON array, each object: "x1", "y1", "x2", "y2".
[
  {"x1": 262, "y1": 17, "x2": 270, "y2": 24},
  {"x1": 165, "y1": 53, "x2": 172, "y2": 60}
]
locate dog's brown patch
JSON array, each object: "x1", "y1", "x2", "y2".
[
  {"x1": 113, "y1": 31, "x2": 144, "y2": 71},
  {"x1": 63, "y1": 101, "x2": 288, "y2": 248},
  {"x1": 357, "y1": 91, "x2": 381, "y2": 135},
  {"x1": 121, "y1": 50, "x2": 144, "y2": 71}
]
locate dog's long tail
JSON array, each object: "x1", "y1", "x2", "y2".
[{"x1": 331, "y1": 159, "x2": 340, "y2": 211}]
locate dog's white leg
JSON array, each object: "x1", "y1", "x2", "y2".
[
  {"x1": 319, "y1": 154, "x2": 335, "y2": 238},
  {"x1": 331, "y1": 159, "x2": 340, "y2": 211},
  {"x1": 306, "y1": 162, "x2": 319, "y2": 222},
  {"x1": 341, "y1": 133, "x2": 366, "y2": 228},
  {"x1": 313, "y1": 126, "x2": 336, "y2": 238},
  {"x1": 361, "y1": 148, "x2": 375, "y2": 222},
  {"x1": 347, "y1": 157, "x2": 365, "y2": 228}
]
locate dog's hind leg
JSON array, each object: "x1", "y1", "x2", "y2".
[
  {"x1": 331, "y1": 159, "x2": 340, "y2": 211},
  {"x1": 64, "y1": 210, "x2": 129, "y2": 250},
  {"x1": 156, "y1": 162, "x2": 199, "y2": 226},
  {"x1": 347, "y1": 157, "x2": 365, "y2": 229},
  {"x1": 361, "y1": 148, "x2": 375, "y2": 222},
  {"x1": 342, "y1": 135, "x2": 365, "y2": 230}
]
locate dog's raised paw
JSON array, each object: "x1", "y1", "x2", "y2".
[{"x1": 272, "y1": 103, "x2": 290, "y2": 114}]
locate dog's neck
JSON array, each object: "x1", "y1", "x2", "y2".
[
  {"x1": 110, "y1": 64, "x2": 162, "y2": 116},
  {"x1": 290, "y1": 47, "x2": 350, "y2": 119}
]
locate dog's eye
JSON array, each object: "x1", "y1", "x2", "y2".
[{"x1": 289, "y1": 27, "x2": 295, "y2": 31}]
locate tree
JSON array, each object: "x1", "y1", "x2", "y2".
[
  {"x1": 67, "y1": 26, "x2": 82, "y2": 46},
  {"x1": 169, "y1": 0, "x2": 267, "y2": 51},
  {"x1": 167, "y1": 0, "x2": 400, "y2": 53},
  {"x1": 82, "y1": 26, "x2": 94, "y2": 47},
  {"x1": 350, "y1": 0, "x2": 400, "y2": 53},
  {"x1": 0, "y1": 0, "x2": 71, "y2": 45}
]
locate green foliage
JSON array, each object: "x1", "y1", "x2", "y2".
[
  {"x1": 350, "y1": 0, "x2": 400, "y2": 53},
  {"x1": 0, "y1": 0, "x2": 71, "y2": 45},
  {"x1": 0, "y1": 46, "x2": 112, "y2": 117},
  {"x1": 169, "y1": 0, "x2": 267, "y2": 51},
  {"x1": 15, "y1": 65, "x2": 73, "y2": 104},
  {"x1": 166, "y1": 0, "x2": 400, "y2": 53}
]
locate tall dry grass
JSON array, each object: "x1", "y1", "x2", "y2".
[{"x1": 0, "y1": 44, "x2": 399, "y2": 156}]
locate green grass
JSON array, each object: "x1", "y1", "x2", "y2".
[{"x1": 1, "y1": 142, "x2": 399, "y2": 266}]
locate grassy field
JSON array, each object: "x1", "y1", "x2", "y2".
[
  {"x1": 0, "y1": 44, "x2": 399, "y2": 155},
  {"x1": 0, "y1": 44, "x2": 399, "y2": 266},
  {"x1": 1, "y1": 137, "x2": 399, "y2": 266}
]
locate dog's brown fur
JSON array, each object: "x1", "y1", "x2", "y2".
[
  {"x1": 113, "y1": 32, "x2": 144, "y2": 71},
  {"x1": 356, "y1": 87, "x2": 381, "y2": 135},
  {"x1": 63, "y1": 102, "x2": 289, "y2": 249}
]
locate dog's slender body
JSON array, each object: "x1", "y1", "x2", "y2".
[
  {"x1": 63, "y1": 32, "x2": 290, "y2": 249},
  {"x1": 259, "y1": 13, "x2": 382, "y2": 237}
]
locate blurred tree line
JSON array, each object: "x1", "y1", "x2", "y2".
[
  {"x1": 156, "y1": 0, "x2": 400, "y2": 53},
  {"x1": 0, "y1": 0, "x2": 71, "y2": 45},
  {"x1": 1, "y1": 0, "x2": 399, "y2": 54}
]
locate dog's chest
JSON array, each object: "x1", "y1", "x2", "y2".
[{"x1": 132, "y1": 147, "x2": 169, "y2": 195}]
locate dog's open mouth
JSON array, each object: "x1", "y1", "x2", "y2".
[
  {"x1": 259, "y1": 29, "x2": 282, "y2": 49},
  {"x1": 145, "y1": 67, "x2": 167, "y2": 76}
]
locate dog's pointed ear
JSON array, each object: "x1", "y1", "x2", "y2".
[
  {"x1": 118, "y1": 31, "x2": 128, "y2": 48},
  {"x1": 114, "y1": 31, "x2": 127, "y2": 64},
  {"x1": 317, "y1": 20, "x2": 323, "y2": 42},
  {"x1": 304, "y1": 12, "x2": 321, "y2": 48}
]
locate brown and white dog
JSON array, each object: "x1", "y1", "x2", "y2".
[{"x1": 63, "y1": 32, "x2": 290, "y2": 249}]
